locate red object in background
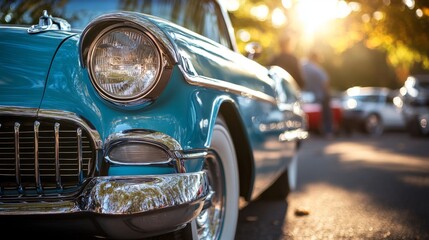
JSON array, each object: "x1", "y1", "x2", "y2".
[{"x1": 302, "y1": 94, "x2": 343, "y2": 134}]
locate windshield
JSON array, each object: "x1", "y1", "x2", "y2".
[
  {"x1": 1, "y1": 0, "x2": 232, "y2": 48},
  {"x1": 1, "y1": 0, "x2": 202, "y2": 30},
  {"x1": 346, "y1": 94, "x2": 382, "y2": 103}
]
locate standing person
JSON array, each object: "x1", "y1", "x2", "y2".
[
  {"x1": 301, "y1": 50, "x2": 333, "y2": 137},
  {"x1": 269, "y1": 34, "x2": 305, "y2": 89}
]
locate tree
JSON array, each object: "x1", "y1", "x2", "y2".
[{"x1": 227, "y1": 0, "x2": 429, "y2": 89}]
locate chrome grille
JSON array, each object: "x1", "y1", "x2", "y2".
[{"x1": 0, "y1": 116, "x2": 96, "y2": 198}]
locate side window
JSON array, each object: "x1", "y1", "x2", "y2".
[
  {"x1": 360, "y1": 95, "x2": 378, "y2": 103},
  {"x1": 280, "y1": 79, "x2": 299, "y2": 104},
  {"x1": 269, "y1": 66, "x2": 300, "y2": 105},
  {"x1": 386, "y1": 94, "x2": 394, "y2": 104},
  {"x1": 201, "y1": 1, "x2": 232, "y2": 49}
]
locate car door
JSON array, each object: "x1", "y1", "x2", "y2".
[{"x1": 381, "y1": 93, "x2": 405, "y2": 128}]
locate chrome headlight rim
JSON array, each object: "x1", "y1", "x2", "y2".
[
  {"x1": 80, "y1": 13, "x2": 178, "y2": 107},
  {"x1": 87, "y1": 24, "x2": 160, "y2": 103},
  {"x1": 86, "y1": 23, "x2": 164, "y2": 105}
]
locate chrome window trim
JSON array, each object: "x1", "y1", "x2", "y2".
[{"x1": 214, "y1": 0, "x2": 238, "y2": 52}]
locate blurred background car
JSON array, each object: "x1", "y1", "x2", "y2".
[
  {"x1": 301, "y1": 91, "x2": 343, "y2": 135},
  {"x1": 398, "y1": 74, "x2": 429, "y2": 137},
  {"x1": 341, "y1": 87, "x2": 405, "y2": 136}
]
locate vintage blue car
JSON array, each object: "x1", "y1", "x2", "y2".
[{"x1": 0, "y1": 0, "x2": 307, "y2": 239}]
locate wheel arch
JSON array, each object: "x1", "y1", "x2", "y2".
[{"x1": 217, "y1": 101, "x2": 254, "y2": 201}]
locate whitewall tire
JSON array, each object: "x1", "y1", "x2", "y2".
[{"x1": 196, "y1": 116, "x2": 239, "y2": 240}]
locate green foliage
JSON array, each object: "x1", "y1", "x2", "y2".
[{"x1": 228, "y1": 0, "x2": 429, "y2": 89}]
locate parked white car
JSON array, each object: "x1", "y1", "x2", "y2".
[{"x1": 341, "y1": 87, "x2": 406, "y2": 136}]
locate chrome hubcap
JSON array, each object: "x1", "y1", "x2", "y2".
[{"x1": 196, "y1": 156, "x2": 225, "y2": 239}]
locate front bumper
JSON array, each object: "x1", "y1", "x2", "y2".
[{"x1": 0, "y1": 172, "x2": 209, "y2": 238}]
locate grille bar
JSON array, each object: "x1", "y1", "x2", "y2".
[
  {"x1": 0, "y1": 114, "x2": 98, "y2": 198},
  {"x1": 34, "y1": 121, "x2": 42, "y2": 193},
  {"x1": 54, "y1": 123, "x2": 62, "y2": 190},
  {"x1": 14, "y1": 122, "x2": 23, "y2": 193},
  {"x1": 77, "y1": 128, "x2": 83, "y2": 183}
]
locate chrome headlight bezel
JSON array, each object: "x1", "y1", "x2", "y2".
[
  {"x1": 87, "y1": 24, "x2": 161, "y2": 103},
  {"x1": 80, "y1": 13, "x2": 177, "y2": 106},
  {"x1": 103, "y1": 130, "x2": 187, "y2": 173}
]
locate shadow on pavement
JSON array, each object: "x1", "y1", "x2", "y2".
[
  {"x1": 235, "y1": 132, "x2": 429, "y2": 239},
  {"x1": 235, "y1": 199, "x2": 288, "y2": 240}
]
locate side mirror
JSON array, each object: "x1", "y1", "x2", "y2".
[{"x1": 245, "y1": 42, "x2": 262, "y2": 60}]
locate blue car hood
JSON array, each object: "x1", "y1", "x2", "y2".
[{"x1": 0, "y1": 26, "x2": 77, "y2": 111}]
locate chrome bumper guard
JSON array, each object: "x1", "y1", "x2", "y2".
[{"x1": 0, "y1": 172, "x2": 209, "y2": 238}]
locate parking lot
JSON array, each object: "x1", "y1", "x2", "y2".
[{"x1": 236, "y1": 131, "x2": 429, "y2": 240}]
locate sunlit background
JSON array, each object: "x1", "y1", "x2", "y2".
[
  {"x1": 220, "y1": 0, "x2": 429, "y2": 91},
  {"x1": 1, "y1": 0, "x2": 427, "y2": 92}
]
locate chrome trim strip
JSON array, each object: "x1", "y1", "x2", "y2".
[
  {"x1": 54, "y1": 123, "x2": 62, "y2": 189},
  {"x1": 176, "y1": 150, "x2": 208, "y2": 160},
  {"x1": 34, "y1": 121, "x2": 42, "y2": 194},
  {"x1": 77, "y1": 128, "x2": 83, "y2": 183},
  {"x1": 0, "y1": 107, "x2": 38, "y2": 117},
  {"x1": 0, "y1": 172, "x2": 208, "y2": 215},
  {"x1": 14, "y1": 122, "x2": 22, "y2": 193},
  {"x1": 279, "y1": 129, "x2": 309, "y2": 142},
  {"x1": 216, "y1": 0, "x2": 238, "y2": 52},
  {"x1": 178, "y1": 64, "x2": 277, "y2": 105},
  {"x1": 105, "y1": 130, "x2": 182, "y2": 151}
]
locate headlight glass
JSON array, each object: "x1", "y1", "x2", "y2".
[{"x1": 89, "y1": 27, "x2": 160, "y2": 101}]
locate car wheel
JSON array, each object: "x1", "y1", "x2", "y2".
[
  {"x1": 196, "y1": 115, "x2": 239, "y2": 239},
  {"x1": 364, "y1": 113, "x2": 383, "y2": 136},
  {"x1": 408, "y1": 115, "x2": 428, "y2": 137}
]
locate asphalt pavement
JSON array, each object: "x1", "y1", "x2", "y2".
[{"x1": 235, "y1": 131, "x2": 429, "y2": 240}]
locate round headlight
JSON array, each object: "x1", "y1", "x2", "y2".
[{"x1": 88, "y1": 27, "x2": 161, "y2": 102}]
